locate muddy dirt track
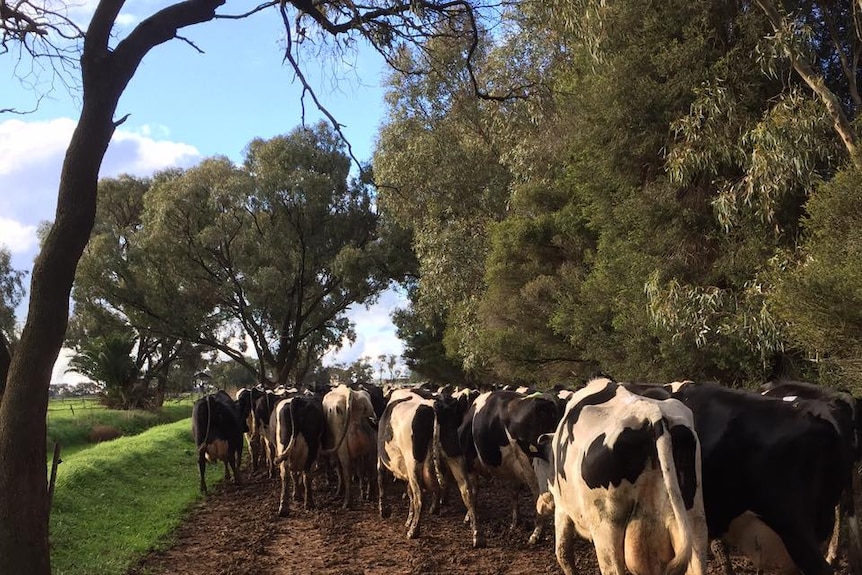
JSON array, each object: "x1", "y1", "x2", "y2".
[{"x1": 127, "y1": 466, "x2": 841, "y2": 575}]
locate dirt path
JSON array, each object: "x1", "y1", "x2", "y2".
[{"x1": 127, "y1": 466, "x2": 834, "y2": 575}]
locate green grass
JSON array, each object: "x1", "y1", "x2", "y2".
[
  {"x1": 47, "y1": 397, "x2": 193, "y2": 458},
  {"x1": 50, "y1": 418, "x2": 203, "y2": 575}
]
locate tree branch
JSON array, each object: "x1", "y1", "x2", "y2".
[{"x1": 756, "y1": 0, "x2": 861, "y2": 167}]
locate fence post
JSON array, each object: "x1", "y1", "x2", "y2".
[{"x1": 47, "y1": 442, "x2": 62, "y2": 519}]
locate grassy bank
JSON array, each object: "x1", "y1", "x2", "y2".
[
  {"x1": 48, "y1": 397, "x2": 192, "y2": 459},
  {"x1": 50, "y1": 418, "x2": 203, "y2": 575}
]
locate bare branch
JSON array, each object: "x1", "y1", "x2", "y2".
[
  {"x1": 280, "y1": 2, "x2": 366, "y2": 177},
  {"x1": 176, "y1": 34, "x2": 204, "y2": 53}
]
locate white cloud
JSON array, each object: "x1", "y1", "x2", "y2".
[
  {"x1": 323, "y1": 288, "x2": 408, "y2": 369},
  {"x1": 104, "y1": 128, "x2": 200, "y2": 176},
  {"x1": 1, "y1": 116, "x2": 201, "y2": 323},
  {"x1": 0, "y1": 217, "x2": 37, "y2": 255},
  {"x1": 0, "y1": 117, "x2": 201, "y2": 229},
  {"x1": 51, "y1": 348, "x2": 90, "y2": 386}
]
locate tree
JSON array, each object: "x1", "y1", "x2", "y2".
[
  {"x1": 0, "y1": 1, "x2": 498, "y2": 572},
  {"x1": 770, "y1": 166, "x2": 862, "y2": 390},
  {"x1": 0, "y1": 248, "x2": 26, "y2": 397},
  {"x1": 66, "y1": 331, "x2": 139, "y2": 408},
  {"x1": 374, "y1": 33, "x2": 512, "y2": 379},
  {"x1": 74, "y1": 124, "x2": 392, "y2": 387}
]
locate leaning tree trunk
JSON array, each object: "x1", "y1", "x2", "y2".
[
  {"x1": 0, "y1": 2, "x2": 225, "y2": 572},
  {"x1": 0, "y1": 90, "x2": 116, "y2": 575}
]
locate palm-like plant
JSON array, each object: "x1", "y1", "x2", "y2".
[{"x1": 67, "y1": 332, "x2": 139, "y2": 408}]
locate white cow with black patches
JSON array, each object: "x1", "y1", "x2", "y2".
[
  {"x1": 538, "y1": 378, "x2": 707, "y2": 575},
  {"x1": 377, "y1": 393, "x2": 440, "y2": 539}
]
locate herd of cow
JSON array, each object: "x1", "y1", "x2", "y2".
[{"x1": 191, "y1": 377, "x2": 862, "y2": 575}]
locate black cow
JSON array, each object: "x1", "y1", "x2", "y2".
[
  {"x1": 271, "y1": 393, "x2": 326, "y2": 517},
  {"x1": 667, "y1": 381, "x2": 854, "y2": 575},
  {"x1": 354, "y1": 381, "x2": 387, "y2": 420},
  {"x1": 760, "y1": 380, "x2": 862, "y2": 573},
  {"x1": 235, "y1": 386, "x2": 267, "y2": 471},
  {"x1": 256, "y1": 388, "x2": 291, "y2": 477},
  {"x1": 191, "y1": 390, "x2": 246, "y2": 494},
  {"x1": 459, "y1": 389, "x2": 561, "y2": 544}
]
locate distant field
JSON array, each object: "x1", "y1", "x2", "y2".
[{"x1": 47, "y1": 396, "x2": 193, "y2": 459}]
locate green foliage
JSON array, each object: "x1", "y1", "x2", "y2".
[
  {"x1": 375, "y1": 0, "x2": 858, "y2": 387},
  {"x1": 771, "y1": 166, "x2": 862, "y2": 391},
  {"x1": 67, "y1": 332, "x2": 141, "y2": 409},
  {"x1": 0, "y1": 246, "x2": 26, "y2": 342},
  {"x1": 49, "y1": 419, "x2": 200, "y2": 575}
]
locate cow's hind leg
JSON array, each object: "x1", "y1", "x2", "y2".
[
  {"x1": 302, "y1": 470, "x2": 315, "y2": 510},
  {"x1": 509, "y1": 484, "x2": 521, "y2": 530},
  {"x1": 447, "y1": 459, "x2": 485, "y2": 548},
  {"x1": 291, "y1": 470, "x2": 302, "y2": 501},
  {"x1": 554, "y1": 509, "x2": 577, "y2": 575},
  {"x1": 277, "y1": 461, "x2": 291, "y2": 517},
  {"x1": 406, "y1": 463, "x2": 424, "y2": 539},
  {"x1": 198, "y1": 451, "x2": 208, "y2": 494},
  {"x1": 591, "y1": 523, "x2": 626, "y2": 575},
  {"x1": 378, "y1": 464, "x2": 392, "y2": 519}
]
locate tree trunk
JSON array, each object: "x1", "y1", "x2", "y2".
[
  {"x1": 0, "y1": 3, "x2": 224, "y2": 570},
  {"x1": 0, "y1": 95, "x2": 116, "y2": 574}
]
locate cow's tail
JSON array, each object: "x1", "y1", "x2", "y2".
[
  {"x1": 431, "y1": 414, "x2": 446, "y2": 490},
  {"x1": 274, "y1": 400, "x2": 297, "y2": 465},
  {"x1": 321, "y1": 391, "x2": 351, "y2": 456},
  {"x1": 653, "y1": 411, "x2": 693, "y2": 575}
]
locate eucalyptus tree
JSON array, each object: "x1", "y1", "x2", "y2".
[
  {"x1": 140, "y1": 125, "x2": 385, "y2": 384},
  {"x1": 374, "y1": 33, "x2": 514, "y2": 379},
  {"x1": 0, "y1": 1, "x2": 503, "y2": 571},
  {"x1": 75, "y1": 124, "x2": 390, "y2": 387}
]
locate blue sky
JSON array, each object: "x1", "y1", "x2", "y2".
[{"x1": 0, "y1": 5, "x2": 407, "y2": 384}]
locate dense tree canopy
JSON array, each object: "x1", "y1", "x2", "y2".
[{"x1": 375, "y1": 0, "x2": 862, "y2": 390}]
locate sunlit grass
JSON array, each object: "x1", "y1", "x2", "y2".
[{"x1": 50, "y1": 418, "x2": 202, "y2": 575}]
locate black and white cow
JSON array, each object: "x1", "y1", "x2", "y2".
[
  {"x1": 256, "y1": 387, "x2": 293, "y2": 477},
  {"x1": 459, "y1": 389, "x2": 560, "y2": 543},
  {"x1": 377, "y1": 392, "x2": 440, "y2": 539},
  {"x1": 376, "y1": 388, "x2": 485, "y2": 547},
  {"x1": 536, "y1": 377, "x2": 707, "y2": 575},
  {"x1": 322, "y1": 384, "x2": 378, "y2": 509},
  {"x1": 191, "y1": 390, "x2": 246, "y2": 494},
  {"x1": 666, "y1": 380, "x2": 855, "y2": 575},
  {"x1": 235, "y1": 386, "x2": 266, "y2": 471},
  {"x1": 270, "y1": 393, "x2": 326, "y2": 517}
]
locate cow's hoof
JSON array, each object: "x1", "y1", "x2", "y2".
[
  {"x1": 407, "y1": 527, "x2": 419, "y2": 539},
  {"x1": 527, "y1": 532, "x2": 541, "y2": 545},
  {"x1": 278, "y1": 507, "x2": 289, "y2": 518},
  {"x1": 380, "y1": 506, "x2": 392, "y2": 519},
  {"x1": 473, "y1": 533, "x2": 486, "y2": 549}
]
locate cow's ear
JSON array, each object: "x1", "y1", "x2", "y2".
[{"x1": 529, "y1": 433, "x2": 555, "y2": 461}]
